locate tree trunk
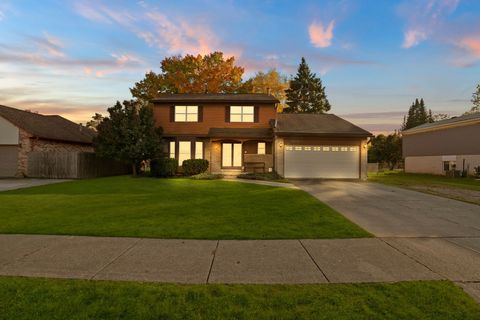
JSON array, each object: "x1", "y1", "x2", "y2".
[{"x1": 131, "y1": 163, "x2": 137, "y2": 176}]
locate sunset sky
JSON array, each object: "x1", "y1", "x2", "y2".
[{"x1": 0, "y1": 0, "x2": 479, "y2": 133}]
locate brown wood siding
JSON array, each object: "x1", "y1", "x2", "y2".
[
  {"x1": 154, "y1": 102, "x2": 276, "y2": 136},
  {"x1": 403, "y1": 124, "x2": 480, "y2": 157}
]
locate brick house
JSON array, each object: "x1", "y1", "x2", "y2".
[
  {"x1": 152, "y1": 93, "x2": 372, "y2": 179},
  {"x1": 0, "y1": 105, "x2": 95, "y2": 177}
]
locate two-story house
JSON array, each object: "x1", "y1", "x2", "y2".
[{"x1": 152, "y1": 93, "x2": 372, "y2": 179}]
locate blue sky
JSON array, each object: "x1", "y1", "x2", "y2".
[{"x1": 0, "y1": 0, "x2": 479, "y2": 133}]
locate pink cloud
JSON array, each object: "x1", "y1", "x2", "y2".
[
  {"x1": 460, "y1": 37, "x2": 480, "y2": 56},
  {"x1": 73, "y1": 1, "x2": 238, "y2": 57},
  {"x1": 308, "y1": 21, "x2": 335, "y2": 48},
  {"x1": 402, "y1": 30, "x2": 427, "y2": 48}
]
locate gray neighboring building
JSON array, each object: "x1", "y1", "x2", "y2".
[{"x1": 403, "y1": 113, "x2": 480, "y2": 175}]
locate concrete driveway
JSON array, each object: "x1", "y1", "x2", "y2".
[
  {"x1": 0, "y1": 179, "x2": 70, "y2": 192},
  {"x1": 295, "y1": 180, "x2": 480, "y2": 237}
]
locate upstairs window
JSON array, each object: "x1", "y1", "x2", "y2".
[
  {"x1": 230, "y1": 106, "x2": 254, "y2": 122},
  {"x1": 175, "y1": 106, "x2": 198, "y2": 122}
]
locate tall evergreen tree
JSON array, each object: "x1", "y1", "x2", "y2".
[
  {"x1": 465, "y1": 84, "x2": 480, "y2": 115},
  {"x1": 402, "y1": 98, "x2": 432, "y2": 130},
  {"x1": 284, "y1": 57, "x2": 331, "y2": 113}
]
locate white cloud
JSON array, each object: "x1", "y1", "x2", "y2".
[
  {"x1": 308, "y1": 20, "x2": 335, "y2": 48},
  {"x1": 400, "y1": 0, "x2": 460, "y2": 48}
]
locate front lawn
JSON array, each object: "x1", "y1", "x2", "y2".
[
  {"x1": 0, "y1": 176, "x2": 369, "y2": 239},
  {"x1": 369, "y1": 170, "x2": 480, "y2": 191},
  {"x1": 0, "y1": 277, "x2": 478, "y2": 320}
]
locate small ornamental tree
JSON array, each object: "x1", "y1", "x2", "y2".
[
  {"x1": 368, "y1": 133, "x2": 402, "y2": 170},
  {"x1": 94, "y1": 100, "x2": 162, "y2": 175},
  {"x1": 284, "y1": 57, "x2": 331, "y2": 114}
]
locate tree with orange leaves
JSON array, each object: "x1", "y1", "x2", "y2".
[{"x1": 131, "y1": 52, "x2": 245, "y2": 104}]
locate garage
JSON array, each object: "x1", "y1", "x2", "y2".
[
  {"x1": 284, "y1": 145, "x2": 360, "y2": 179},
  {"x1": 0, "y1": 146, "x2": 18, "y2": 177}
]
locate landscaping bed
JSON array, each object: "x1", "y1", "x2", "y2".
[
  {"x1": 0, "y1": 176, "x2": 369, "y2": 239},
  {"x1": 0, "y1": 277, "x2": 478, "y2": 320}
]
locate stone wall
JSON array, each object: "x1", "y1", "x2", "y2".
[{"x1": 16, "y1": 128, "x2": 93, "y2": 177}]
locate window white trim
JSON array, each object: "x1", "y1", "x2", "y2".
[
  {"x1": 178, "y1": 141, "x2": 191, "y2": 165},
  {"x1": 195, "y1": 141, "x2": 203, "y2": 159},
  {"x1": 169, "y1": 141, "x2": 175, "y2": 159},
  {"x1": 175, "y1": 106, "x2": 198, "y2": 122},
  {"x1": 257, "y1": 142, "x2": 266, "y2": 155},
  {"x1": 230, "y1": 106, "x2": 254, "y2": 122}
]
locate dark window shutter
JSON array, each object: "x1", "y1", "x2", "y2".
[
  {"x1": 254, "y1": 106, "x2": 259, "y2": 123},
  {"x1": 198, "y1": 106, "x2": 203, "y2": 122},
  {"x1": 225, "y1": 106, "x2": 230, "y2": 122},
  {"x1": 170, "y1": 106, "x2": 175, "y2": 122}
]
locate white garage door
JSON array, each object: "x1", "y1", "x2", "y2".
[
  {"x1": 284, "y1": 145, "x2": 359, "y2": 179},
  {"x1": 0, "y1": 146, "x2": 18, "y2": 177}
]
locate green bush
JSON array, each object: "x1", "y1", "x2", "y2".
[
  {"x1": 190, "y1": 172, "x2": 223, "y2": 180},
  {"x1": 182, "y1": 159, "x2": 209, "y2": 176},
  {"x1": 150, "y1": 157, "x2": 178, "y2": 177}
]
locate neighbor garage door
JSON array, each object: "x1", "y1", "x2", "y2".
[
  {"x1": 284, "y1": 145, "x2": 359, "y2": 179},
  {"x1": 0, "y1": 146, "x2": 18, "y2": 177}
]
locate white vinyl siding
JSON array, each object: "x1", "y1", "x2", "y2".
[
  {"x1": 230, "y1": 106, "x2": 254, "y2": 122},
  {"x1": 169, "y1": 141, "x2": 175, "y2": 159},
  {"x1": 175, "y1": 106, "x2": 198, "y2": 122},
  {"x1": 257, "y1": 142, "x2": 266, "y2": 155},
  {"x1": 178, "y1": 141, "x2": 191, "y2": 165},
  {"x1": 195, "y1": 141, "x2": 203, "y2": 159}
]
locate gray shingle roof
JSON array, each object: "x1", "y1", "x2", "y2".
[
  {"x1": 208, "y1": 128, "x2": 273, "y2": 139},
  {"x1": 0, "y1": 105, "x2": 96, "y2": 144},
  {"x1": 403, "y1": 112, "x2": 480, "y2": 133},
  {"x1": 275, "y1": 113, "x2": 372, "y2": 137},
  {"x1": 152, "y1": 93, "x2": 279, "y2": 104}
]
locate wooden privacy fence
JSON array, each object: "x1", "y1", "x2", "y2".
[{"x1": 28, "y1": 152, "x2": 130, "y2": 179}]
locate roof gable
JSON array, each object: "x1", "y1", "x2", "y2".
[{"x1": 0, "y1": 105, "x2": 95, "y2": 144}]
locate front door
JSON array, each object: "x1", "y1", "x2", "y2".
[{"x1": 222, "y1": 143, "x2": 242, "y2": 167}]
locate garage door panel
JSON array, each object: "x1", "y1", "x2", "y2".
[
  {"x1": 0, "y1": 146, "x2": 18, "y2": 177},
  {"x1": 284, "y1": 145, "x2": 359, "y2": 179}
]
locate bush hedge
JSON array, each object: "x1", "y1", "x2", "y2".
[
  {"x1": 182, "y1": 159, "x2": 209, "y2": 176},
  {"x1": 150, "y1": 157, "x2": 178, "y2": 177}
]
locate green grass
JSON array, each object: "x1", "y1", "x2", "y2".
[
  {"x1": 369, "y1": 170, "x2": 480, "y2": 191},
  {"x1": 0, "y1": 176, "x2": 369, "y2": 239},
  {"x1": 0, "y1": 277, "x2": 478, "y2": 320}
]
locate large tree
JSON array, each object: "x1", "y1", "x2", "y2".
[
  {"x1": 465, "y1": 84, "x2": 480, "y2": 115},
  {"x1": 368, "y1": 133, "x2": 402, "y2": 170},
  {"x1": 94, "y1": 100, "x2": 162, "y2": 175},
  {"x1": 85, "y1": 113, "x2": 104, "y2": 130},
  {"x1": 243, "y1": 69, "x2": 289, "y2": 111},
  {"x1": 130, "y1": 52, "x2": 245, "y2": 104},
  {"x1": 284, "y1": 57, "x2": 330, "y2": 114},
  {"x1": 402, "y1": 98, "x2": 433, "y2": 130}
]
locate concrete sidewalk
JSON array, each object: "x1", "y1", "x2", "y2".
[{"x1": 1, "y1": 235, "x2": 479, "y2": 299}]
